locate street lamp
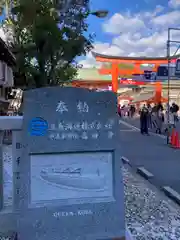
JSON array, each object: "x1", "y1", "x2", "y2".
[
  {"x1": 90, "y1": 10, "x2": 109, "y2": 18},
  {"x1": 58, "y1": 9, "x2": 108, "y2": 22}
]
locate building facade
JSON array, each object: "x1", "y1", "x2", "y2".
[{"x1": 0, "y1": 36, "x2": 15, "y2": 114}]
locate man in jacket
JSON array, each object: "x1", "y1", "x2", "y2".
[{"x1": 140, "y1": 105, "x2": 149, "y2": 135}]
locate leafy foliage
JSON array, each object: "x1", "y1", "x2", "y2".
[{"x1": 10, "y1": 0, "x2": 93, "y2": 88}]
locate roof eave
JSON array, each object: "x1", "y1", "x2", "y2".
[{"x1": 92, "y1": 51, "x2": 180, "y2": 61}]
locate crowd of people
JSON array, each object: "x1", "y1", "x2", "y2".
[
  {"x1": 118, "y1": 102, "x2": 179, "y2": 135},
  {"x1": 118, "y1": 104, "x2": 136, "y2": 118}
]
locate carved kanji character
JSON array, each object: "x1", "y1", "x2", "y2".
[
  {"x1": 56, "y1": 101, "x2": 68, "y2": 113},
  {"x1": 77, "y1": 101, "x2": 89, "y2": 113}
]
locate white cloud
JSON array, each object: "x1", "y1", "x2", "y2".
[
  {"x1": 103, "y1": 13, "x2": 145, "y2": 34},
  {"x1": 80, "y1": 6, "x2": 180, "y2": 68},
  {"x1": 169, "y1": 0, "x2": 180, "y2": 9},
  {"x1": 151, "y1": 10, "x2": 180, "y2": 25},
  {"x1": 139, "y1": 5, "x2": 164, "y2": 18},
  {"x1": 79, "y1": 42, "x2": 124, "y2": 68}
]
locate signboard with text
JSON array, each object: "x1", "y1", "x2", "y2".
[
  {"x1": 132, "y1": 71, "x2": 157, "y2": 82},
  {"x1": 157, "y1": 64, "x2": 180, "y2": 80},
  {"x1": 175, "y1": 59, "x2": 180, "y2": 77},
  {"x1": 17, "y1": 87, "x2": 125, "y2": 240},
  {"x1": 119, "y1": 78, "x2": 145, "y2": 85}
]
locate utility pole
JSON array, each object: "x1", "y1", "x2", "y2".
[
  {"x1": 167, "y1": 27, "x2": 180, "y2": 144},
  {"x1": 167, "y1": 28, "x2": 170, "y2": 144}
]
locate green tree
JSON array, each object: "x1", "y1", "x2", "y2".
[{"x1": 10, "y1": 0, "x2": 93, "y2": 89}]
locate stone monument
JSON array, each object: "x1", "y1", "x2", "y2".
[{"x1": 17, "y1": 87, "x2": 125, "y2": 239}]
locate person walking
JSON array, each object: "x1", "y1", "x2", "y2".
[
  {"x1": 140, "y1": 105, "x2": 149, "y2": 135},
  {"x1": 131, "y1": 105, "x2": 136, "y2": 118},
  {"x1": 147, "y1": 103, "x2": 152, "y2": 129},
  {"x1": 154, "y1": 102, "x2": 164, "y2": 134},
  {"x1": 118, "y1": 104, "x2": 121, "y2": 117},
  {"x1": 171, "y1": 102, "x2": 179, "y2": 126}
]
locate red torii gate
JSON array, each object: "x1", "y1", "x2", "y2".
[{"x1": 92, "y1": 52, "x2": 178, "y2": 103}]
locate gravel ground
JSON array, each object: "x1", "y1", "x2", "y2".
[
  {"x1": 2, "y1": 145, "x2": 180, "y2": 239},
  {"x1": 123, "y1": 165, "x2": 180, "y2": 240}
]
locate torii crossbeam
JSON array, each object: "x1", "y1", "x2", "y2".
[{"x1": 92, "y1": 52, "x2": 179, "y2": 103}]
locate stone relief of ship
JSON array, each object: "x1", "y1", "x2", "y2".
[{"x1": 40, "y1": 167, "x2": 106, "y2": 190}]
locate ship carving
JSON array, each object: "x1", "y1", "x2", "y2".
[{"x1": 40, "y1": 167, "x2": 106, "y2": 190}]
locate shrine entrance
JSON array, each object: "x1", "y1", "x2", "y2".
[{"x1": 92, "y1": 52, "x2": 178, "y2": 103}]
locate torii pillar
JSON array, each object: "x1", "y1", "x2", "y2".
[
  {"x1": 154, "y1": 81, "x2": 162, "y2": 103},
  {"x1": 111, "y1": 63, "x2": 119, "y2": 93},
  {"x1": 98, "y1": 63, "x2": 119, "y2": 93}
]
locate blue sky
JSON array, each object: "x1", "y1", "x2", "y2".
[
  {"x1": 0, "y1": 7, "x2": 5, "y2": 23},
  {"x1": 88, "y1": 0, "x2": 168, "y2": 43},
  {"x1": 79, "y1": 0, "x2": 180, "y2": 67}
]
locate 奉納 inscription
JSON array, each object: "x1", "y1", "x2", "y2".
[{"x1": 55, "y1": 101, "x2": 89, "y2": 114}]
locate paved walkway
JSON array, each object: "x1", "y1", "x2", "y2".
[{"x1": 119, "y1": 119, "x2": 180, "y2": 195}]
